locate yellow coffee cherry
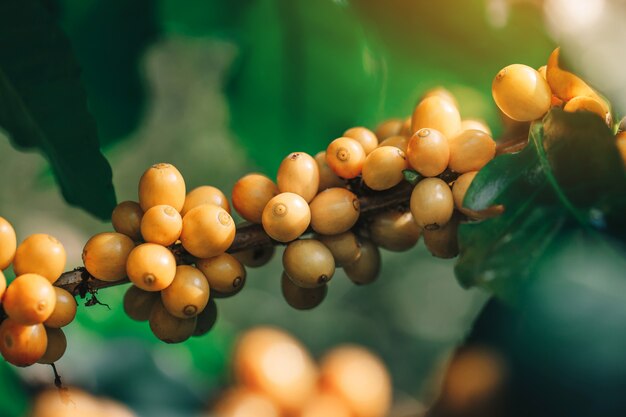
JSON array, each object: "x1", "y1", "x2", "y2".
[
  {"x1": 423, "y1": 214, "x2": 461, "y2": 259},
  {"x1": 126, "y1": 243, "x2": 177, "y2": 291},
  {"x1": 343, "y1": 239, "x2": 380, "y2": 285},
  {"x1": 233, "y1": 246, "x2": 275, "y2": 268},
  {"x1": 400, "y1": 116, "x2": 412, "y2": 136},
  {"x1": 180, "y1": 204, "x2": 235, "y2": 258},
  {"x1": 161, "y1": 265, "x2": 210, "y2": 318},
  {"x1": 38, "y1": 327, "x2": 66, "y2": 364},
  {"x1": 138, "y1": 163, "x2": 186, "y2": 212},
  {"x1": 406, "y1": 128, "x2": 450, "y2": 177},
  {"x1": 411, "y1": 96, "x2": 462, "y2": 139},
  {"x1": 453, "y1": 171, "x2": 478, "y2": 213},
  {"x1": 369, "y1": 210, "x2": 421, "y2": 252},
  {"x1": 309, "y1": 188, "x2": 360, "y2": 235},
  {"x1": 82, "y1": 232, "x2": 135, "y2": 282},
  {"x1": 13, "y1": 234, "x2": 66, "y2": 283},
  {"x1": 0, "y1": 320, "x2": 47, "y2": 367},
  {"x1": 193, "y1": 297, "x2": 217, "y2": 337},
  {"x1": 196, "y1": 253, "x2": 246, "y2": 295},
  {"x1": 213, "y1": 387, "x2": 281, "y2": 417},
  {"x1": 140, "y1": 205, "x2": 183, "y2": 246},
  {"x1": 181, "y1": 185, "x2": 230, "y2": 216},
  {"x1": 283, "y1": 239, "x2": 335, "y2": 288},
  {"x1": 461, "y1": 119, "x2": 492, "y2": 136},
  {"x1": 232, "y1": 173, "x2": 279, "y2": 223},
  {"x1": 123, "y1": 285, "x2": 159, "y2": 322},
  {"x1": 378, "y1": 135, "x2": 408, "y2": 153},
  {"x1": 617, "y1": 132, "x2": 626, "y2": 164},
  {"x1": 326, "y1": 137, "x2": 366, "y2": 179},
  {"x1": 277, "y1": 152, "x2": 320, "y2": 203},
  {"x1": 422, "y1": 86, "x2": 459, "y2": 107},
  {"x1": 3, "y1": 273, "x2": 56, "y2": 325},
  {"x1": 410, "y1": 178, "x2": 454, "y2": 230},
  {"x1": 564, "y1": 95, "x2": 609, "y2": 122},
  {"x1": 262, "y1": 192, "x2": 311, "y2": 242},
  {"x1": 44, "y1": 287, "x2": 77, "y2": 328},
  {"x1": 281, "y1": 271, "x2": 327, "y2": 311},
  {"x1": 374, "y1": 118, "x2": 404, "y2": 140},
  {"x1": 0, "y1": 216, "x2": 17, "y2": 270},
  {"x1": 362, "y1": 146, "x2": 408, "y2": 191},
  {"x1": 492, "y1": 64, "x2": 552, "y2": 122},
  {"x1": 149, "y1": 299, "x2": 197, "y2": 344},
  {"x1": 316, "y1": 231, "x2": 361, "y2": 267},
  {"x1": 320, "y1": 346, "x2": 392, "y2": 417},
  {"x1": 448, "y1": 129, "x2": 496, "y2": 173},
  {"x1": 111, "y1": 200, "x2": 143, "y2": 242},
  {"x1": 343, "y1": 127, "x2": 379, "y2": 155},
  {"x1": 315, "y1": 151, "x2": 344, "y2": 192},
  {"x1": 546, "y1": 47, "x2": 604, "y2": 104}
]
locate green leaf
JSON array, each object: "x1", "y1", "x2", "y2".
[
  {"x1": 403, "y1": 169, "x2": 422, "y2": 186},
  {"x1": 0, "y1": 0, "x2": 116, "y2": 220},
  {"x1": 0, "y1": 362, "x2": 29, "y2": 417}
]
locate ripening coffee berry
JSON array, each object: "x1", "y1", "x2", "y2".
[
  {"x1": 400, "y1": 116, "x2": 412, "y2": 136},
  {"x1": 13, "y1": 234, "x2": 66, "y2": 283},
  {"x1": 262, "y1": 192, "x2": 311, "y2": 242},
  {"x1": 423, "y1": 213, "x2": 461, "y2": 259},
  {"x1": 461, "y1": 119, "x2": 492, "y2": 136},
  {"x1": 197, "y1": 253, "x2": 246, "y2": 295},
  {"x1": 316, "y1": 231, "x2": 361, "y2": 267},
  {"x1": 233, "y1": 327, "x2": 318, "y2": 413},
  {"x1": 0, "y1": 216, "x2": 16, "y2": 270},
  {"x1": 326, "y1": 137, "x2": 366, "y2": 179},
  {"x1": 422, "y1": 86, "x2": 459, "y2": 107},
  {"x1": 343, "y1": 239, "x2": 380, "y2": 285},
  {"x1": 406, "y1": 128, "x2": 450, "y2": 177},
  {"x1": 378, "y1": 135, "x2": 408, "y2": 153},
  {"x1": 138, "y1": 163, "x2": 186, "y2": 212},
  {"x1": 38, "y1": 327, "x2": 66, "y2": 364},
  {"x1": 233, "y1": 246, "x2": 275, "y2": 268},
  {"x1": 411, "y1": 95, "x2": 462, "y2": 139},
  {"x1": 149, "y1": 299, "x2": 197, "y2": 344},
  {"x1": 410, "y1": 178, "x2": 454, "y2": 230},
  {"x1": 563, "y1": 95, "x2": 609, "y2": 121},
  {"x1": 546, "y1": 47, "x2": 603, "y2": 103},
  {"x1": 309, "y1": 188, "x2": 360, "y2": 235},
  {"x1": 3, "y1": 273, "x2": 56, "y2": 325},
  {"x1": 44, "y1": 287, "x2": 77, "y2": 328},
  {"x1": 315, "y1": 151, "x2": 344, "y2": 192},
  {"x1": 126, "y1": 243, "x2": 177, "y2": 291},
  {"x1": 374, "y1": 118, "x2": 404, "y2": 140},
  {"x1": 161, "y1": 265, "x2": 210, "y2": 318},
  {"x1": 193, "y1": 298, "x2": 217, "y2": 337},
  {"x1": 343, "y1": 127, "x2": 379, "y2": 155},
  {"x1": 362, "y1": 146, "x2": 408, "y2": 191},
  {"x1": 0, "y1": 320, "x2": 47, "y2": 367},
  {"x1": 369, "y1": 210, "x2": 421, "y2": 252},
  {"x1": 232, "y1": 174, "x2": 279, "y2": 223},
  {"x1": 82, "y1": 232, "x2": 135, "y2": 282},
  {"x1": 448, "y1": 129, "x2": 496, "y2": 173},
  {"x1": 180, "y1": 204, "x2": 235, "y2": 258},
  {"x1": 281, "y1": 271, "x2": 328, "y2": 310},
  {"x1": 283, "y1": 239, "x2": 335, "y2": 288},
  {"x1": 140, "y1": 205, "x2": 183, "y2": 246},
  {"x1": 213, "y1": 387, "x2": 281, "y2": 417},
  {"x1": 123, "y1": 285, "x2": 159, "y2": 322},
  {"x1": 277, "y1": 152, "x2": 320, "y2": 203},
  {"x1": 492, "y1": 64, "x2": 552, "y2": 122},
  {"x1": 111, "y1": 201, "x2": 143, "y2": 242},
  {"x1": 181, "y1": 185, "x2": 230, "y2": 216},
  {"x1": 319, "y1": 346, "x2": 392, "y2": 417}
]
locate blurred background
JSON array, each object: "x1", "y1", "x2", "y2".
[{"x1": 0, "y1": 0, "x2": 624, "y2": 416}]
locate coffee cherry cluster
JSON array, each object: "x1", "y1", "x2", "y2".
[
  {"x1": 0, "y1": 217, "x2": 76, "y2": 367},
  {"x1": 208, "y1": 327, "x2": 392, "y2": 417}
]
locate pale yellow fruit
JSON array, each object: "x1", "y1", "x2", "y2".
[
  {"x1": 0, "y1": 216, "x2": 17, "y2": 270},
  {"x1": 232, "y1": 173, "x2": 279, "y2": 223},
  {"x1": 492, "y1": 64, "x2": 552, "y2": 122},
  {"x1": 161, "y1": 265, "x2": 210, "y2": 318},
  {"x1": 343, "y1": 127, "x2": 378, "y2": 155},
  {"x1": 406, "y1": 128, "x2": 449, "y2": 177},
  {"x1": 326, "y1": 137, "x2": 366, "y2": 179},
  {"x1": 82, "y1": 232, "x2": 135, "y2": 282},
  {"x1": 369, "y1": 210, "x2": 421, "y2": 252},
  {"x1": 374, "y1": 118, "x2": 404, "y2": 140},
  {"x1": 181, "y1": 185, "x2": 230, "y2": 216},
  {"x1": 196, "y1": 253, "x2": 246, "y2": 295},
  {"x1": 411, "y1": 96, "x2": 462, "y2": 139},
  {"x1": 111, "y1": 201, "x2": 143, "y2": 241},
  {"x1": 277, "y1": 152, "x2": 320, "y2": 203},
  {"x1": 343, "y1": 239, "x2": 380, "y2": 285},
  {"x1": 180, "y1": 204, "x2": 235, "y2": 258},
  {"x1": 448, "y1": 129, "x2": 496, "y2": 173},
  {"x1": 309, "y1": 188, "x2": 360, "y2": 235},
  {"x1": 126, "y1": 243, "x2": 177, "y2": 291},
  {"x1": 138, "y1": 163, "x2": 186, "y2": 212},
  {"x1": 362, "y1": 146, "x2": 408, "y2": 191},
  {"x1": 315, "y1": 151, "x2": 344, "y2": 192},
  {"x1": 140, "y1": 205, "x2": 182, "y2": 246},
  {"x1": 262, "y1": 192, "x2": 311, "y2": 243},
  {"x1": 410, "y1": 178, "x2": 454, "y2": 230},
  {"x1": 13, "y1": 234, "x2": 66, "y2": 283}
]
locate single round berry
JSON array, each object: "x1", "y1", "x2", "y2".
[
  {"x1": 423, "y1": 213, "x2": 461, "y2": 259},
  {"x1": 3, "y1": 273, "x2": 56, "y2": 325},
  {"x1": 123, "y1": 285, "x2": 159, "y2": 322},
  {"x1": 233, "y1": 246, "x2": 275, "y2": 268},
  {"x1": 281, "y1": 271, "x2": 327, "y2": 310},
  {"x1": 0, "y1": 216, "x2": 17, "y2": 270},
  {"x1": 411, "y1": 95, "x2": 462, "y2": 139},
  {"x1": 326, "y1": 137, "x2": 366, "y2": 179},
  {"x1": 138, "y1": 163, "x2": 186, "y2": 212},
  {"x1": 315, "y1": 151, "x2": 344, "y2": 192},
  {"x1": 316, "y1": 231, "x2": 362, "y2": 267},
  {"x1": 140, "y1": 204, "x2": 183, "y2": 246},
  {"x1": 126, "y1": 243, "x2": 177, "y2": 291},
  {"x1": 111, "y1": 200, "x2": 143, "y2": 242},
  {"x1": 193, "y1": 298, "x2": 218, "y2": 337},
  {"x1": 0, "y1": 319, "x2": 47, "y2": 367},
  {"x1": 161, "y1": 265, "x2": 210, "y2": 319},
  {"x1": 13, "y1": 234, "x2": 66, "y2": 283},
  {"x1": 448, "y1": 129, "x2": 496, "y2": 173},
  {"x1": 374, "y1": 118, "x2": 404, "y2": 140},
  {"x1": 343, "y1": 239, "x2": 380, "y2": 285},
  {"x1": 44, "y1": 287, "x2": 77, "y2": 328},
  {"x1": 38, "y1": 327, "x2": 66, "y2": 364},
  {"x1": 492, "y1": 64, "x2": 552, "y2": 122},
  {"x1": 343, "y1": 127, "x2": 379, "y2": 155},
  {"x1": 461, "y1": 119, "x2": 492, "y2": 136},
  {"x1": 369, "y1": 210, "x2": 421, "y2": 252},
  {"x1": 181, "y1": 185, "x2": 230, "y2": 216},
  {"x1": 149, "y1": 299, "x2": 197, "y2": 344},
  {"x1": 181, "y1": 204, "x2": 235, "y2": 258},
  {"x1": 406, "y1": 128, "x2": 450, "y2": 177},
  {"x1": 196, "y1": 253, "x2": 246, "y2": 295},
  {"x1": 422, "y1": 86, "x2": 459, "y2": 107},
  {"x1": 410, "y1": 178, "x2": 454, "y2": 230},
  {"x1": 283, "y1": 239, "x2": 335, "y2": 288},
  {"x1": 378, "y1": 135, "x2": 408, "y2": 153},
  {"x1": 82, "y1": 232, "x2": 135, "y2": 282},
  {"x1": 232, "y1": 173, "x2": 279, "y2": 223},
  {"x1": 262, "y1": 192, "x2": 311, "y2": 243},
  {"x1": 309, "y1": 188, "x2": 360, "y2": 235},
  {"x1": 277, "y1": 152, "x2": 320, "y2": 203},
  {"x1": 362, "y1": 146, "x2": 408, "y2": 191}
]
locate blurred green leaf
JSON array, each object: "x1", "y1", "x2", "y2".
[
  {"x1": 0, "y1": 0, "x2": 116, "y2": 220},
  {"x1": 0, "y1": 362, "x2": 28, "y2": 417}
]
